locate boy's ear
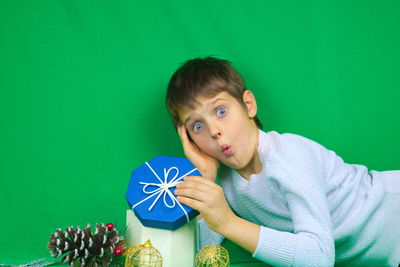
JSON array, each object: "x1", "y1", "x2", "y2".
[{"x1": 242, "y1": 90, "x2": 257, "y2": 118}]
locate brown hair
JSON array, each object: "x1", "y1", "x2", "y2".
[{"x1": 165, "y1": 56, "x2": 262, "y2": 128}]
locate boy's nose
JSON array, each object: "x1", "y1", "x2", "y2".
[{"x1": 209, "y1": 123, "x2": 222, "y2": 138}]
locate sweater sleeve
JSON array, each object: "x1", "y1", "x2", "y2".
[
  {"x1": 252, "y1": 134, "x2": 335, "y2": 267},
  {"x1": 197, "y1": 218, "x2": 225, "y2": 250}
]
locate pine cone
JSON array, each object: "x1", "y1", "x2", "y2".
[{"x1": 48, "y1": 223, "x2": 125, "y2": 266}]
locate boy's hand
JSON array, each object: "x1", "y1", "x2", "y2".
[
  {"x1": 175, "y1": 176, "x2": 235, "y2": 234},
  {"x1": 178, "y1": 125, "x2": 219, "y2": 181}
]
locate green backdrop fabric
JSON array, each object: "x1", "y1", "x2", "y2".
[{"x1": 1, "y1": 0, "x2": 399, "y2": 265}]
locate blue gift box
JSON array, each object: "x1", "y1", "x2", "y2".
[{"x1": 126, "y1": 155, "x2": 201, "y2": 230}]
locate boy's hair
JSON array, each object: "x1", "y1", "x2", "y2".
[{"x1": 166, "y1": 56, "x2": 262, "y2": 128}]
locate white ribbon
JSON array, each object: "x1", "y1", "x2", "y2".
[{"x1": 132, "y1": 162, "x2": 198, "y2": 223}]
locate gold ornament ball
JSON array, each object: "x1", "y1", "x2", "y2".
[
  {"x1": 124, "y1": 240, "x2": 163, "y2": 267},
  {"x1": 195, "y1": 244, "x2": 230, "y2": 267}
]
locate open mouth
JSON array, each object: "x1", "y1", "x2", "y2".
[{"x1": 221, "y1": 144, "x2": 233, "y2": 155}]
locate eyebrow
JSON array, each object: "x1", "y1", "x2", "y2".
[{"x1": 183, "y1": 98, "x2": 226, "y2": 126}]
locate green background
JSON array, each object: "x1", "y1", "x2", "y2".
[{"x1": 0, "y1": 0, "x2": 399, "y2": 265}]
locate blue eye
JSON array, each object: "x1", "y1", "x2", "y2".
[
  {"x1": 192, "y1": 122, "x2": 204, "y2": 132},
  {"x1": 216, "y1": 107, "x2": 226, "y2": 116}
]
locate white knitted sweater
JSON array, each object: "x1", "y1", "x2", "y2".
[{"x1": 198, "y1": 130, "x2": 386, "y2": 266}]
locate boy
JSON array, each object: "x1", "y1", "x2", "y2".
[{"x1": 165, "y1": 56, "x2": 400, "y2": 266}]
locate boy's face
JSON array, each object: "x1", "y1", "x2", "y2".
[{"x1": 178, "y1": 91, "x2": 260, "y2": 175}]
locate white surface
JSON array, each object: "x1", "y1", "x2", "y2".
[{"x1": 126, "y1": 209, "x2": 197, "y2": 267}]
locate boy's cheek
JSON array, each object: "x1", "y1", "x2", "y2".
[
  {"x1": 190, "y1": 135, "x2": 204, "y2": 149},
  {"x1": 203, "y1": 147, "x2": 221, "y2": 160},
  {"x1": 194, "y1": 139, "x2": 212, "y2": 154}
]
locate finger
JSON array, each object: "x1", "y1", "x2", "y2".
[
  {"x1": 175, "y1": 178, "x2": 213, "y2": 194},
  {"x1": 182, "y1": 176, "x2": 220, "y2": 189},
  {"x1": 174, "y1": 187, "x2": 210, "y2": 203},
  {"x1": 177, "y1": 126, "x2": 193, "y2": 156},
  {"x1": 178, "y1": 125, "x2": 189, "y2": 145},
  {"x1": 176, "y1": 196, "x2": 204, "y2": 212},
  {"x1": 176, "y1": 180, "x2": 221, "y2": 199},
  {"x1": 177, "y1": 125, "x2": 184, "y2": 143}
]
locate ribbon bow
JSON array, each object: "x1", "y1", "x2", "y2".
[{"x1": 132, "y1": 162, "x2": 198, "y2": 223}]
